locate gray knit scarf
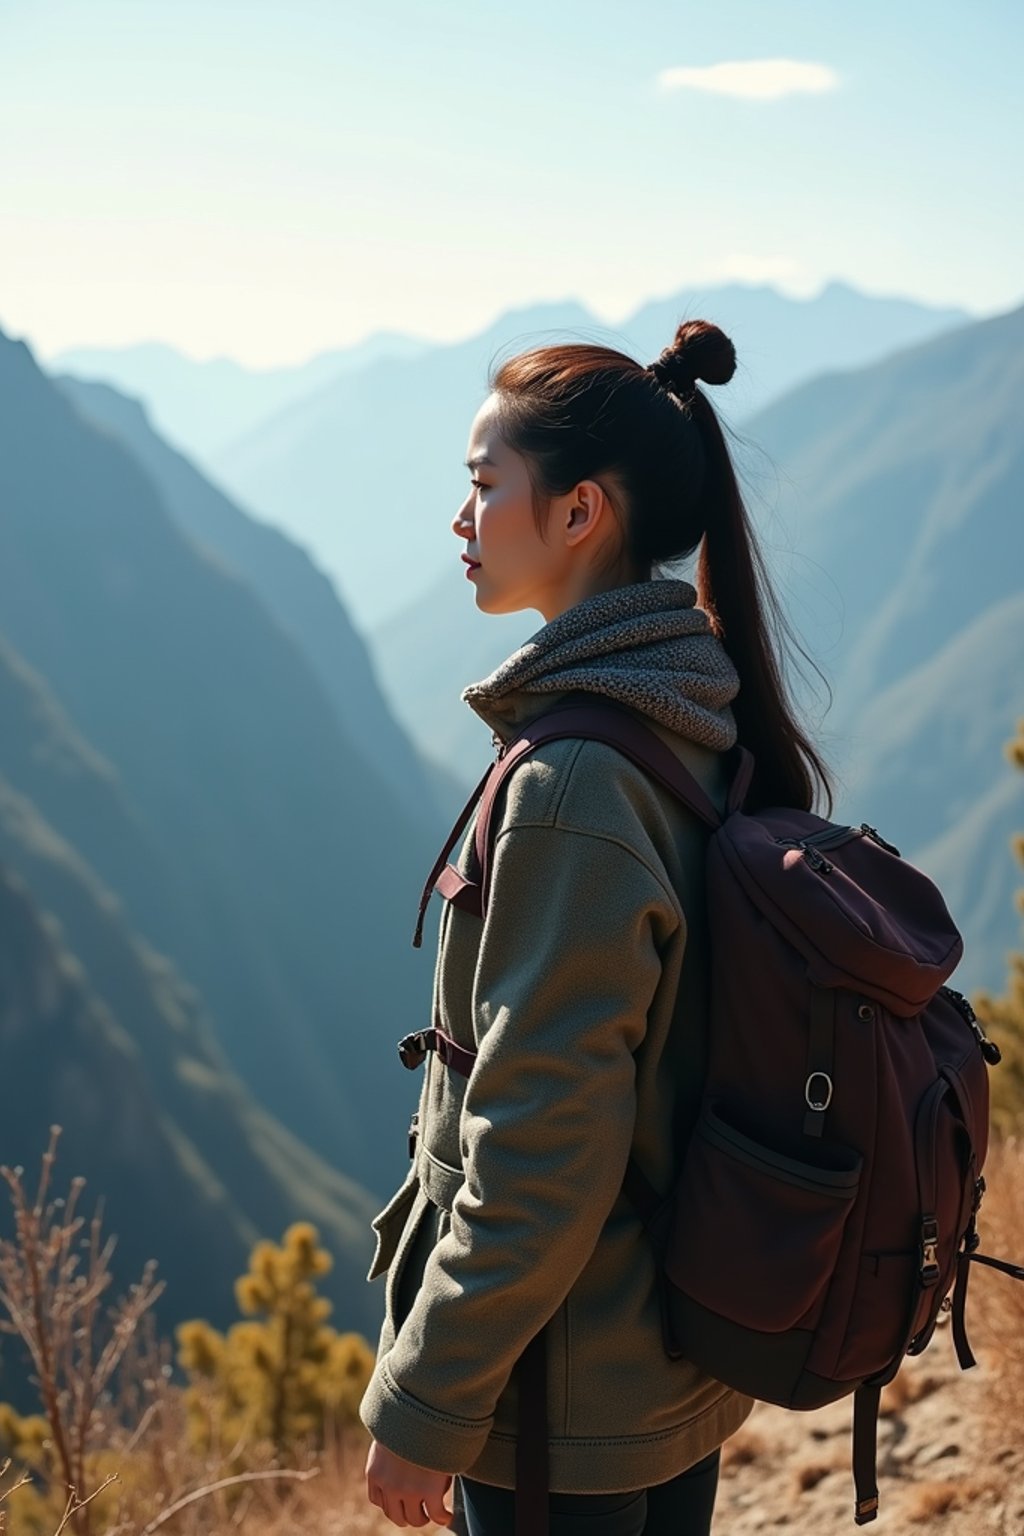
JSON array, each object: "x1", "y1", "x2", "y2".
[{"x1": 461, "y1": 577, "x2": 741, "y2": 751}]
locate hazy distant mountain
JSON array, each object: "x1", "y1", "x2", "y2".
[
  {"x1": 203, "y1": 282, "x2": 969, "y2": 631},
  {"x1": 50, "y1": 332, "x2": 431, "y2": 468},
  {"x1": 0, "y1": 325, "x2": 440, "y2": 1196},
  {"x1": 371, "y1": 303, "x2": 1024, "y2": 997},
  {"x1": 57, "y1": 376, "x2": 461, "y2": 823},
  {"x1": 623, "y1": 279, "x2": 970, "y2": 420}
]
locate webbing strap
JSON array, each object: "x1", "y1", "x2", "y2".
[
  {"x1": 951, "y1": 1247, "x2": 976, "y2": 1369},
  {"x1": 952, "y1": 1248, "x2": 1024, "y2": 1370},
  {"x1": 472, "y1": 704, "x2": 728, "y2": 922},
  {"x1": 964, "y1": 1250, "x2": 1024, "y2": 1282},
  {"x1": 515, "y1": 1325, "x2": 549, "y2": 1536},
  {"x1": 851, "y1": 1383, "x2": 881, "y2": 1524},
  {"x1": 413, "y1": 701, "x2": 743, "y2": 946},
  {"x1": 412, "y1": 757, "x2": 494, "y2": 947}
]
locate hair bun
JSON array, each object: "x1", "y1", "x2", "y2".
[{"x1": 649, "y1": 319, "x2": 736, "y2": 395}]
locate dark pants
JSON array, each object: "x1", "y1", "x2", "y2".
[{"x1": 458, "y1": 1447, "x2": 721, "y2": 1536}]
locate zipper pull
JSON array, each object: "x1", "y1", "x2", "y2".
[
  {"x1": 492, "y1": 730, "x2": 509, "y2": 761},
  {"x1": 803, "y1": 844, "x2": 834, "y2": 874},
  {"x1": 860, "y1": 823, "x2": 901, "y2": 857}
]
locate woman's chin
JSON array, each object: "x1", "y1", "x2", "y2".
[{"x1": 466, "y1": 572, "x2": 535, "y2": 617}]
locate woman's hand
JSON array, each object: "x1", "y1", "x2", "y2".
[{"x1": 365, "y1": 1437, "x2": 454, "y2": 1528}]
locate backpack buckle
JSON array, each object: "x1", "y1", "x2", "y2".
[
  {"x1": 397, "y1": 1030, "x2": 429, "y2": 1070},
  {"x1": 920, "y1": 1216, "x2": 941, "y2": 1285}
]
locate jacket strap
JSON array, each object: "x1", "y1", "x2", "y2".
[{"x1": 396, "y1": 1026, "x2": 477, "y2": 1078}]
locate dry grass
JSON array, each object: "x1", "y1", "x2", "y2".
[
  {"x1": 968, "y1": 1136, "x2": 1024, "y2": 1438},
  {"x1": 905, "y1": 1476, "x2": 993, "y2": 1522},
  {"x1": 0, "y1": 1131, "x2": 417, "y2": 1536}
]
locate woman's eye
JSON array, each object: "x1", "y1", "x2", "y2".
[{"x1": 470, "y1": 478, "x2": 488, "y2": 492}]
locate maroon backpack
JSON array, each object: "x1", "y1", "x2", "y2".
[{"x1": 403, "y1": 700, "x2": 1019, "y2": 1532}]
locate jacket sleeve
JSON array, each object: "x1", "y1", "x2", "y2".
[{"x1": 358, "y1": 815, "x2": 679, "y2": 1471}]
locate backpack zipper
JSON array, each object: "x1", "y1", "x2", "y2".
[
  {"x1": 773, "y1": 823, "x2": 862, "y2": 874},
  {"x1": 940, "y1": 985, "x2": 1002, "y2": 1065}
]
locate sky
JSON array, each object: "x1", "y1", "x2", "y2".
[{"x1": 2, "y1": 0, "x2": 1021, "y2": 368}]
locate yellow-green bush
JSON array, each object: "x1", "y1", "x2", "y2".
[
  {"x1": 972, "y1": 718, "x2": 1024, "y2": 1134},
  {"x1": 176, "y1": 1221, "x2": 374, "y2": 1457}
]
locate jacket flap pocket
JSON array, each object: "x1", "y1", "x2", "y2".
[
  {"x1": 419, "y1": 1146, "x2": 464, "y2": 1212},
  {"x1": 367, "y1": 1170, "x2": 420, "y2": 1282}
]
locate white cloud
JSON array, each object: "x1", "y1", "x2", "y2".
[{"x1": 657, "y1": 59, "x2": 839, "y2": 102}]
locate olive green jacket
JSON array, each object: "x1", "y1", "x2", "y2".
[{"x1": 358, "y1": 686, "x2": 754, "y2": 1491}]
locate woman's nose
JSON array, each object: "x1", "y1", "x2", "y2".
[{"x1": 452, "y1": 496, "x2": 474, "y2": 539}]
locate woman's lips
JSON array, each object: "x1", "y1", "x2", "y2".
[{"x1": 463, "y1": 556, "x2": 481, "y2": 576}]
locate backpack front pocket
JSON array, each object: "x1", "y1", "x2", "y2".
[{"x1": 667, "y1": 1100, "x2": 862, "y2": 1333}]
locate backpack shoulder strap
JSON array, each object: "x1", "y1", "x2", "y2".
[{"x1": 412, "y1": 700, "x2": 754, "y2": 944}]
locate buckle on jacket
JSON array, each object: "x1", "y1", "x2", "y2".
[{"x1": 397, "y1": 1030, "x2": 429, "y2": 1070}]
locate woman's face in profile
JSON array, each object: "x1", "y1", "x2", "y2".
[
  {"x1": 453, "y1": 392, "x2": 614, "y2": 621},
  {"x1": 453, "y1": 392, "x2": 559, "y2": 618}
]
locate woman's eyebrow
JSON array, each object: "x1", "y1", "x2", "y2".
[{"x1": 464, "y1": 454, "x2": 496, "y2": 469}]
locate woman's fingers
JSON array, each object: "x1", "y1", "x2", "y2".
[{"x1": 423, "y1": 1480, "x2": 455, "y2": 1527}]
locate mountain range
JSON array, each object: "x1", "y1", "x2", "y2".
[
  {"x1": 56, "y1": 281, "x2": 972, "y2": 632},
  {"x1": 52, "y1": 331, "x2": 432, "y2": 470}
]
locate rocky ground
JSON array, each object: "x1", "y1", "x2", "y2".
[{"x1": 715, "y1": 1318, "x2": 1022, "y2": 1534}]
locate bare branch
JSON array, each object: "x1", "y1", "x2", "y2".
[
  {"x1": 137, "y1": 1467, "x2": 320, "y2": 1535},
  {"x1": 53, "y1": 1475, "x2": 120, "y2": 1536}
]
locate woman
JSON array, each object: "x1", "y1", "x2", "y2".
[{"x1": 360, "y1": 320, "x2": 835, "y2": 1534}]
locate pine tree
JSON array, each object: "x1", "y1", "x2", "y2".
[
  {"x1": 176, "y1": 1222, "x2": 374, "y2": 1457},
  {"x1": 971, "y1": 717, "x2": 1024, "y2": 1134}
]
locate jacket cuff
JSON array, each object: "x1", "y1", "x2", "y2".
[{"x1": 359, "y1": 1356, "x2": 493, "y2": 1473}]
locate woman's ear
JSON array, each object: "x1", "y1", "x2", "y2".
[{"x1": 563, "y1": 480, "x2": 609, "y2": 547}]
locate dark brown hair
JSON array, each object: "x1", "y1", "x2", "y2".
[{"x1": 489, "y1": 320, "x2": 836, "y2": 816}]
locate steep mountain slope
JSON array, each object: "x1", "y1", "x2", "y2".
[
  {"x1": 0, "y1": 790, "x2": 382, "y2": 1338},
  {"x1": 743, "y1": 302, "x2": 1024, "y2": 723},
  {"x1": 56, "y1": 376, "x2": 460, "y2": 822},
  {"x1": 0, "y1": 326, "x2": 435, "y2": 1193},
  {"x1": 839, "y1": 593, "x2": 1024, "y2": 994}
]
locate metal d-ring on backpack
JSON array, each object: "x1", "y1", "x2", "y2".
[{"x1": 400, "y1": 699, "x2": 1022, "y2": 1534}]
